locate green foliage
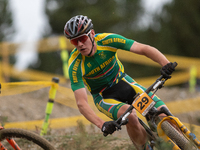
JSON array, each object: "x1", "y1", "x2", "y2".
[
  {"x1": 0, "y1": 116, "x2": 8, "y2": 127},
  {"x1": 45, "y1": 0, "x2": 141, "y2": 37},
  {"x1": 40, "y1": 0, "x2": 200, "y2": 75},
  {"x1": 32, "y1": 51, "x2": 63, "y2": 75},
  {"x1": 0, "y1": 0, "x2": 14, "y2": 41},
  {"x1": 154, "y1": 138, "x2": 173, "y2": 150},
  {"x1": 142, "y1": 0, "x2": 200, "y2": 57},
  {"x1": 36, "y1": 0, "x2": 142, "y2": 74}
]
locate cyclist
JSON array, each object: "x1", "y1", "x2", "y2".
[{"x1": 64, "y1": 15, "x2": 175, "y2": 150}]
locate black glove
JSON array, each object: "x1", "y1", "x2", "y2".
[
  {"x1": 101, "y1": 121, "x2": 121, "y2": 135},
  {"x1": 160, "y1": 62, "x2": 175, "y2": 79}
]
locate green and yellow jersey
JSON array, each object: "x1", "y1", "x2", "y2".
[{"x1": 68, "y1": 33, "x2": 134, "y2": 94}]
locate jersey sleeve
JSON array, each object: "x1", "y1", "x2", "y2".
[
  {"x1": 96, "y1": 33, "x2": 135, "y2": 51},
  {"x1": 68, "y1": 51, "x2": 85, "y2": 91}
]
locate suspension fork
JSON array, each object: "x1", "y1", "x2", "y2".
[{"x1": 157, "y1": 116, "x2": 200, "y2": 149}]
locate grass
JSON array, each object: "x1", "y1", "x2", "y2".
[
  {"x1": 43, "y1": 120, "x2": 199, "y2": 150},
  {"x1": 1, "y1": 118, "x2": 198, "y2": 149},
  {"x1": 45, "y1": 120, "x2": 136, "y2": 150}
]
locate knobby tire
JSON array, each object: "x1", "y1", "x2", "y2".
[
  {"x1": 161, "y1": 121, "x2": 197, "y2": 150},
  {"x1": 0, "y1": 128, "x2": 55, "y2": 150}
]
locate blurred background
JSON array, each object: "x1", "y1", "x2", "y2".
[{"x1": 0, "y1": 0, "x2": 200, "y2": 87}]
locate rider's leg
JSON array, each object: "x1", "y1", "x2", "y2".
[
  {"x1": 117, "y1": 104, "x2": 148, "y2": 150},
  {"x1": 156, "y1": 104, "x2": 171, "y2": 117}
]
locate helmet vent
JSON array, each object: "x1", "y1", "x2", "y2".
[{"x1": 64, "y1": 15, "x2": 93, "y2": 39}]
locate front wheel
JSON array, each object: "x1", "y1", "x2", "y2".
[
  {"x1": 0, "y1": 128, "x2": 55, "y2": 150},
  {"x1": 161, "y1": 121, "x2": 197, "y2": 150}
]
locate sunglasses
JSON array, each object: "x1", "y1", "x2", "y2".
[{"x1": 70, "y1": 30, "x2": 91, "y2": 46}]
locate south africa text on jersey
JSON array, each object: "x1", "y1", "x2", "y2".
[
  {"x1": 86, "y1": 56, "x2": 115, "y2": 76},
  {"x1": 102, "y1": 38, "x2": 126, "y2": 45},
  {"x1": 72, "y1": 59, "x2": 81, "y2": 83}
]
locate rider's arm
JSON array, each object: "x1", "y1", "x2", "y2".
[
  {"x1": 130, "y1": 41, "x2": 170, "y2": 67},
  {"x1": 74, "y1": 88, "x2": 105, "y2": 129}
]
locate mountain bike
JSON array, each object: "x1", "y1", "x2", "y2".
[
  {"x1": 0, "y1": 126, "x2": 56, "y2": 150},
  {"x1": 104, "y1": 62, "x2": 200, "y2": 150}
]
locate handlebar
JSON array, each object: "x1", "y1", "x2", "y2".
[{"x1": 103, "y1": 62, "x2": 178, "y2": 137}]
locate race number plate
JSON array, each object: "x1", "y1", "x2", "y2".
[{"x1": 132, "y1": 92, "x2": 156, "y2": 116}]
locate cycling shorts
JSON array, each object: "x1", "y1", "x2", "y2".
[{"x1": 92, "y1": 74, "x2": 165, "y2": 120}]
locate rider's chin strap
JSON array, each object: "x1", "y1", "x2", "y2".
[{"x1": 87, "y1": 35, "x2": 94, "y2": 56}]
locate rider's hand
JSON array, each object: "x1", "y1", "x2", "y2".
[
  {"x1": 101, "y1": 121, "x2": 120, "y2": 135},
  {"x1": 160, "y1": 62, "x2": 175, "y2": 79}
]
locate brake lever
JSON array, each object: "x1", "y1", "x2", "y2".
[{"x1": 172, "y1": 62, "x2": 178, "y2": 68}]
